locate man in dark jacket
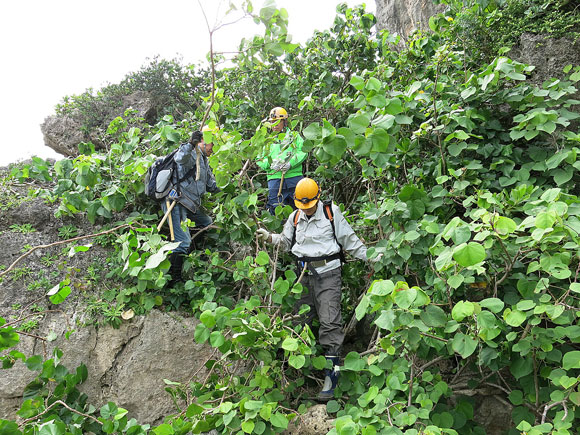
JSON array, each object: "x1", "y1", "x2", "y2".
[{"x1": 164, "y1": 127, "x2": 220, "y2": 281}]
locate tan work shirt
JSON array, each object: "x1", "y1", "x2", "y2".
[{"x1": 271, "y1": 202, "x2": 368, "y2": 274}]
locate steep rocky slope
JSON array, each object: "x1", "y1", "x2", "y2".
[{"x1": 0, "y1": 166, "x2": 213, "y2": 424}]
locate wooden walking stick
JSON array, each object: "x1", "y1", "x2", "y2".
[
  {"x1": 157, "y1": 189, "x2": 179, "y2": 233},
  {"x1": 166, "y1": 200, "x2": 175, "y2": 241},
  {"x1": 277, "y1": 172, "x2": 285, "y2": 198}
]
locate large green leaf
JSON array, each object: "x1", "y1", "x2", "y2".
[
  {"x1": 452, "y1": 301, "x2": 475, "y2": 322},
  {"x1": 368, "y1": 94, "x2": 387, "y2": 107},
  {"x1": 453, "y1": 243, "x2": 486, "y2": 267},
  {"x1": 479, "y1": 298, "x2": 504, "y2": 313},
  {"x1": 255, "y1": 251, "x2": 270, "y2": 266},
  {"x1": 420, "y1": 305, "x2": 447, "y2": 327},
  {"x1": 349, "y1": 75, "x2": 365, "y2": 90},
  {"x1": 394, "y1": 287, "x2": 418, "y2": 309},
  {"x1": 535, "y1": 211, "x2": 557, "y2": 229},
  {"x1": 145, "y1": 242, "x2": 181, "y2": 269},
  {"x1": 355, "y1": 294, "x2": 370, "y2": 321},
  {"x1": 303, "y1": 122, "x2": 322, "y2": 140},
  {"x1": 370, "y1": 128, "x2": 391, "y2": 153},
  {"x1": 194, "y1": 323, "x2": 210, "y2": 343},
  {"x1": 0, "y1": 328, "x2": 20, "y2": 352},
  {"x1": 270, "y1": 413, "x2": 289, "y2": 429},
  {"x1": 510, "y1": 356, "x2": 533, "y2": 379},
  {"x1": 343, "y1": 352, "x2": 366, "y2": 371},
  {"x1": 493, "y1": 216, "x2": 516, "y2": 236},
  {"x1": 322, "y1": 120, "x2": 336, "y2": 139},
  {"x1": 384, "y1": 98, "x2": 403, "y2": 115},
  {"x1": 448, "y1": 274, "x2": 464, "y2": 289},
  {"x1": 370, "y1": 280, "x2": 394, "y2": 296},
  {"x1": 241, "y1": 420, "x2": 254, "y2": 434},
  {"x1": 562, "y1": 351, "x2": 580, "y2": 370},
  {"x1": 288, "y1": 354, "x2": 306, "y2": 369},
  {"x1": 348, "y1": 114, "x2": 370, "y2": 134},
  {"x1": 210, "y1": 331, "x2": 225, "y2": 347},
  {"x1": 375, "y1": 310, "x2": 396, "y2": 331},
  {"x1": 0, "y1": 421, "x2": 21, "y2": 435},
  {"x1": 186, "y1": 403, "x2": 204, "y2": 417},
  {"x1": 323, "y1": 136, "x2": 347, "y2": 157},
  {"x1": 38, "y1": 423, "x2": 66, "y2": 435},
  {"x1": 451, "y1": 333, "x2": 477, "y2": 358},
  {"x1": 504, "y1": 308, "x2": 526, "y2": 327},
  {"x1": 281, "y1": 337, "x2": 298, "y2": 351},
  {"x1": 327, "y1": 400, "x2": 341, "y2": 413},
  {"x1": 407, "y1": 199, "x2": 425, "y2": 220},
  {"x1": 200, "y1": 310, "x2": 216, "y2": 328},
  {"x1": 365, "y1": 77, "x2": 382, "y2": 91}
]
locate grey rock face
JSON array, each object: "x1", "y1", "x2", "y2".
[
  {"x1": 284, "y1": 404, "x2": 335, "y2": 435},
  {"x1": 40, "y1": 114, "x2": 89, "y2": 157},
  {"x1": 375, "y1": 0, "x2": 447, "y2": 41},
  {"x1": 510, "y1": 33, "x2": 580, "y2": 83},
  {"x1": 0, "y1": 310, "x2": 211, "y2": 425},
  {"x1": 40, "y1": 91, "x2": 155, "y2": 158},
  {"x1": 0, "y1": 176, "x2": 211, "y2": 425}
]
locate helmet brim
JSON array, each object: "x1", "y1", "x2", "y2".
[{"x1": 295, "y1": 198, "x2": 319, "y2": 210}]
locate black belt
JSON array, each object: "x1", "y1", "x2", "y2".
[
  {"x1": 295, "y1": 252, "x2": 341, "y2": 264},
  {"x1": 295, "y1": 253, "x2": 341, "y2": 278}
]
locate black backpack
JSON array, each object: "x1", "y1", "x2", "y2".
[{"x1": 144, "y1": 149, "x2": 194, "y2": 200}]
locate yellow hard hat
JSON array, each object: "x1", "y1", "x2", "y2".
[
  {"x1": 294, "y1": 178, "x2": 320, "y2": 210},
  {"x1": 269, "y1": 107, "x2": 288, "y2": 121},
  {"x1": 201, "y1": 125, "x2": 218, "y2": 143}
]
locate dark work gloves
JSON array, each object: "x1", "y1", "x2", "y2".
[{"x1": 190, "y1": 130, "x2": 203, "y2": 145}]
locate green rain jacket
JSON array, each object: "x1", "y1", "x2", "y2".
[{"x1": 257, "y1": 129, "x2": 307, "y2": 180}]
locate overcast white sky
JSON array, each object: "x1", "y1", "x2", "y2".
[{"x1": 0, "y1": 0, "x2": 375, "y2": 166}]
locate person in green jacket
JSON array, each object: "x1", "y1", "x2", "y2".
[{"x1": 257, "y1": 107, "x2": 307, "y2": 214}]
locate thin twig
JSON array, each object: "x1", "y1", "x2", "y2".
[
  {"x1": 418, "y1": 355, "x2": 448, "y2": 373},
  {"x1": 237, "y1": 159, "x2": 251, "y2": 189},
  {"x1": 16, "y1": 331, "x2": 47, "y2": 341},
  {"x1": 385, "y1": 401, "x2": 406, "y2": 426},
  {"x1": 420, "y1": 332, "x2": 448, "y2": 343},
  {"x1": 1, "y1": 224, "x2": 133, "y2": 277},
  {"x1": 367, "y1": 327, "x2": 379, "y2": 351},
  {"x1": 408, "y1": 355, "x2": 415, "y2": 407},
  {"x1": 18, "y1": 400, "x2": 102, "y2": 427},
  {"x1": 533, "y1": 350, "x2": 539, "y2": 408},
  {"x1": 4, "y1": 310, "x2": 64, "y2": 328},
  {"x1": 450, "y1": 357, "x2": 472, "y2": 385}
]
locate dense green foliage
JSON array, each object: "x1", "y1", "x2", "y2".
[
  {"x1": 1, "y1": 1, "x2": 580, "y2": 434},
  {"x1": 441, "y1": 0, "x2": 580, "y2": 65},
  {"x1": 55, "y1": 57, "x2": 211, "y2": 132}
]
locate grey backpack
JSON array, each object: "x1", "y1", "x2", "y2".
[{"x1": 144, "y1": 149, "x2": 193, "y2": 200}]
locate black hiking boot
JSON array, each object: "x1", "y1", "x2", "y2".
[
  {"x1": 168, "y1": 252, "x2": 185, "y2": 283},
  {"x1": 317, "y1": 356, "x2": 340, "y2": 401}
]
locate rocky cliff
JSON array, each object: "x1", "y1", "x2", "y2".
[
  {"x1": 375, "y1": 0, "x2": 447, "y2": 41},
  {"x1": 0, "y1": 171, "x2": 214, "y2": 424},
  {"x1": 41, "y1": 91, "x2": 156, "y2": 158},
  {"x1": 375, "y1": 0, "x2": 580, "y2": 85}
]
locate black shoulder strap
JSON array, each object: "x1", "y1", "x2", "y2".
[
  {"x1": 290, "y1": 210, "x2": 300, "y2": 249},
  {"x1": 177, "y1": 164, "x2": 195, "y2": 183},
  {"x1": 173, "y1": 147, "x2": 195, "y2": 185},
  {"x1": 323, "y1": 201, "x2": 345, "y2": 263}
]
